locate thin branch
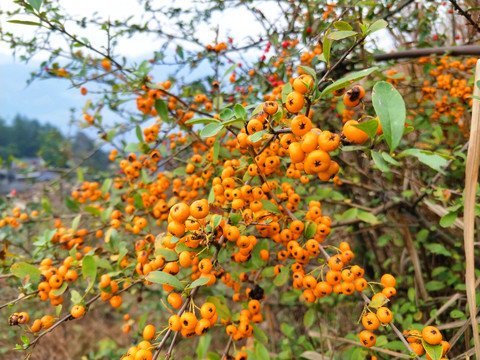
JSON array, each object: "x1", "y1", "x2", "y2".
[{"x1": 448, "y1": 0, "x2": 480, "y2": 33}]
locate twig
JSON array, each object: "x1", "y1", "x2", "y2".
[
  {"x1": 448, "y1": 0, "x2": 480, "y2": 33},
  {"x1": 308, "y1": 331, "x2": 411, "y2": 359},
  {"x1": 220, "y1": 336, "x2": 234, "y2": 360},
  {"x1": 0, "y1": 290, "x2": 39, "y2": 311}
]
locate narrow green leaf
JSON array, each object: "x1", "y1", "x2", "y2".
[
  {"x1": 372, "y1": 81, "x2": 406, "y2": 152},
  {"x1": 124, "y1": 142, "x2": 141, "y2": 153},
  {"x1": 381, "y1": 152, "x2": 402, "y2": 166},
  {"x1": 200, "y1": 123, "x2": 224, "y2": 138},
  {"x1": 136, "y1": 125, "x2": 144, "y2": 143},
  {"x1": 323, "y1": 30, "x2": 332, "y2": 66},
  {"x1": 187, "y1": 277, "x2": 210, "y2": 289},
  {"x1": 320, "y1": 67, "x2": 378, "y2": 98},
  {"x1": 154, "y1": 99, "x2": 169, "y2": 122},
  {"x1": 213, "y1": 141, "x2": 220, "y2": 163},
  {"x1": 223, "y1": 63, "x2": 238, "y2": 78},
  {"x1": 51, "y1": 282, "x2": 68, "y2": 296},
  {"x1": 327, "y1": 30, "x2": 358, "y2": 40},
  {"x1": 234, "y1": 103, "x2": 247, "y2": 119},
  {"x1": 146, "y1": 271, "x2": 184, "y2": 289},
  {"x1": 82, "y1": 255, "x2": 97, "y2": 293},
  {"x1": 185, "y1": 118, "x2": 220, "y2": 125},
  {"x1": 371, "y1": 151, "x2": 390, "y2": 173},
  {"x1": 7, "y1": 20, "x2": 42, "y2": 26},
  {"x1": 71, "y1": 214, "x2": 82, "y2": 232}
]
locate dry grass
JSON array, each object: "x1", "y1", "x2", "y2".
[{"x1": 0, "y1": 306, "x2": 131, "y2": 360}]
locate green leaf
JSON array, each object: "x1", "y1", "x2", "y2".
[
  {"x1": 10, "y1": 262, "x2": 41, "y2": 283},
  {"x1": 299, "y1": 66, "x2": 317, "y2": 80},
  {"x1": 327, "y1": 30, "x2": 358, "y2": 40},
  {"x1": 223, "y1": 63, "x2": 238, "y2": 78},
  {"x1": 234, "y1": 103, "x2": 247, "y2": 119},
  {"x1": 124, "y1": 142, "x2": 141, "y2": 153},
  {"x1": 424, "y1": 243, "x2": 451, "y2": 257},
  {"x1": 371, "y1": 151, "x2": 390, "y2": 173},
  {"x1": 155, "y1": 248, "x2": 178, "y2": 261},
  {"x1": 439, "y1": 212, "x2": 457, "y2": 228},
  {"x1": 320, "y1": 67, "x2": 378, "y2": 98},
  {"x1": 101, "y1": 178, "x2": 112, "y2": 196},
  {"x1": 21, "y1": 335, "x2": 29, "y2": 345},
  {"x1": 72, "y1": 214, "x2": 82, "y2": 232},
  {"x1": 250, "y1": 103, "x2": 264, "y2": 118},
  {"x1": 304, "y1": 221, "x2": 317, "y2": 239},
  {"x1": 187, "y1": 277, "x2": 210, "y2": 289},
  {"x1": 358, "y1": 211, "x2": 380, "y2": 224},
  {"x1": 425, "y1": 280, "x2": 445, "y2": 291},
  {"x1": 450, "y1": 309, "x2": 465, "y2": 319},
  {"x1": 274, "y1": 267, "x2": 289, "y2": 286},
  {"x1": 154, "y1": 99, "x2": 169, "y2": 122},
  {"x1": 56, "y1": 304, "x2": 62, "y2": 318},
  {"x1": 252, "y1": 323, "x2": 268, "y2": 344},
  {"x1": 353, "y1": 119, "x2": 379, "y2": 139},
  {"x1": 399, "y1": 149, "x2": 448, "y2": 174},
  {"x1": 368, "y1": 19, "x2": 388, "y2": 34},
  {"x1": 146, "y1": 271, "x2": 184, "y2": 289},
  {"x1": 196, "y1": 333, "x2": 211, "y2": 359},
  {"x1": 249, "y1": 129, "x2": 267, "y2": 143},
  {"x1": 213, "y1": 141, "x2": 220, "y2": 164},
  {"x1": 219, "y1": 108, "x2": 234, "y2": 121},
  {"x1": 41, "y1": 196, "x2": 51, "y2": 214},
  {"x1": 333, "y1": 21, "x2": 353, "y2": 31},
  {"x1": 222, "y1": 118, "x2": 245, "y2": 127},
  {"x1": 176, "y1": 45, "x2": 184, "y2": 59},
  {"x1": 303, "y1": 308, "x2": 316, "y2": 327},
  {"x1": 381, "y1": 152, "x2": 402, "y2": 166},
  {"x1": 136, "y1": 125, "x2": 144, "y2": 143},
  {"x1": 212, "y1": 215, "x2": 222, "y2": 229},
  {"x1": 7, "y1": 20, "x2": 42, "y2": 26},
  {"x1": 369, "y1": 293, "x2": 388, "y2": 308},
  {"x1": 281, "y1": 82, "x2": 293, "y2": 103},
  {"x1": 185, "y1": 118, "x2": 220, "y2": 125},
  {"x1": 372, "y1": 81, "x2": 406, "y2": 152},
  {"x1": 51, "y1": 282, "x2": 68, "y2": 296},
  {"x1": 77, "y1": 167, "x2": 84, "y2": 182},
  {"x1": 422, "y1": 339, "x2": 443, "y2": 360},
  {"x1": 259, "y1": 199, "x2": 280, "y2": 214},
  {"x1": 255, "y1": 342, "x2": 270, "y2": 360},
  {"x1": 200, "y1": 123, "x2": 224, "y2": 138},
  {"x1": 206, "y1": 296, "x2": 231, "y2": 320},
  {"x1": 323, "y1": 30, "x2": 332, "y2": 66},
  {"x1": 82, "y1": 255, "x2": 97, "y2": 293}
]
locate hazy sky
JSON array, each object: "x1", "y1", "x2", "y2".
[
  {"x1": 0, "y1": 1, "x2": 391, "y2": 141},
  {"x1": 0, "y1": 0, "x2": 275, "y2": 140}
]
